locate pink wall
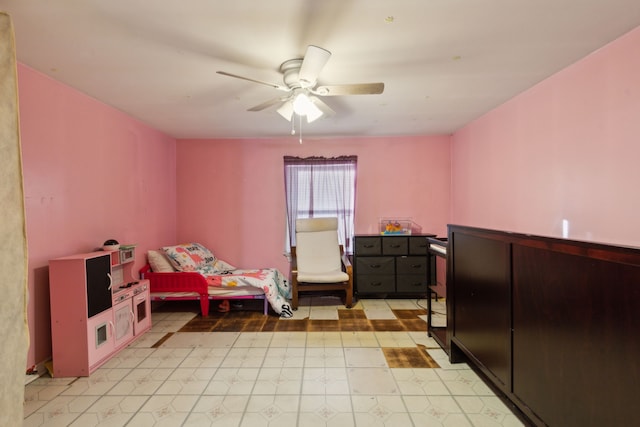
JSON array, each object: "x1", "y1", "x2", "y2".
[
  {"x1": 175, "y1": 136, "x2": 451, "y2": 274},
  {"x1": 17, "y1": 22, "x2": 639, "y2": 371},
  {"x1": 451, "y1": 26, "x2": 640, "y2": 248},
  {"x1": 18, "y1": 64, "x2": 178, "y2": 368}
]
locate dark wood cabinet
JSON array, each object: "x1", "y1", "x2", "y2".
[
  {"x1": 451, "y1": 232, "x2": 511, "y2": 391},
  {"x1": 446, "y1": 225, "x2": 640, "y2": 427},
  {"x1": 354, "y1": 234, "x2": 435, "y2": 297}
]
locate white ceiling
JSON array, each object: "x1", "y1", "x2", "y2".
[{"x1": 3, "y1": 1, "x2": 640, "y2": 139}]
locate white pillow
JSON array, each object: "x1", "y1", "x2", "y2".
[
  {"x1": 162, "y1": 243, "x2": 216, "y2": 272},
  {"x1": 147, "y1": 250, "x2": 175, "y2": 273}
]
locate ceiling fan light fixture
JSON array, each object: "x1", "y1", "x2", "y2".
[
  {"x1": 305, "y1": 101, "x2": 323, "y2": 123},
  {"x1": 292, "y1": 92, "x2": 323, "y2": 121},
  {"x1": 276, "y1": 101, "x2": 294, "y2": 121},
  {"x1": 292, "y1": 92, "x2": 312, "y2": 114}
]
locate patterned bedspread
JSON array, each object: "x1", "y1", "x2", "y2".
[{"x1": 200, "y1": 267, "x2": 293, "y2": 318}]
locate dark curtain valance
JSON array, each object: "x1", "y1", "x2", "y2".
[{"x1": 283, "y1": 155, "x2": 357, "y2": 165}]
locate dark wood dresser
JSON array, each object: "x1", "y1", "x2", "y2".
[{"x1": 354, "y1": 234, "x2": 435, "y2": 297}]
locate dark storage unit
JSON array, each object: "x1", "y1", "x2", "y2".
[
  {"x1": 354, "y1": 234, "x2": 435, "y2": 297},
  {"x1": 446, "y1": 225, "x2": 640, "y2": 427}
]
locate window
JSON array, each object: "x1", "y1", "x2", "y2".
[{"x1": 284, "y1": 156, "x2": 357, "y2": 254}]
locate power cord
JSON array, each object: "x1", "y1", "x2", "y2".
[{"x1": 416, "y1": 297, "x2": 446, "y2": 316}]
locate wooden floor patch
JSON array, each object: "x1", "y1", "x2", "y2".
[
  {"x1": 383, "y1": 346, "x2": 440, "y2": 368},
  {"x1": 165, "y1": 300, "x2": 430, "y2": 334}
]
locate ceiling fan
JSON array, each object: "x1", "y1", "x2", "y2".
[{"x1": 217, "y1": 45, "x2": 384, "y2": 124}]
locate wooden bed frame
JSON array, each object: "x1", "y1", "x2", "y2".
[{"x1": 139, "y1": 264, "x2": 268, "y2": 316}]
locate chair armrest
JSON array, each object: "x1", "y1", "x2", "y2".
[
  {"x1": 290, "y1": 247, "x2": 298, "y2": 275},
  {"x1": 340, "y1": 251, "x2": 352, "y2": 274}
]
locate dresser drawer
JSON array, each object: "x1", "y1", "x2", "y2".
[
  {"x1": 357, "y1": 275, "x2": 395, "y2": 293},
  {"x1": 396, "y1": 256, "x2": 428, "y2": 275},
  {"x1": 356, "y1": 257, "x2": 395, "y2": 275},
  {"x1": 409, "y1": 236, "x2": 429, "y2": 255},
  {"x1": 355, "y1": 237, "x2": 381, "y2": 255},
  {"x1": 382, "y1": 236, "x2": 408, "y2": 255},
  {"x1": 396, "y1": 275, "x2": 428, "y2": 293}
]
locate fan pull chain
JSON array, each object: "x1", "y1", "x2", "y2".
[{"x1": 299, "y1": 114, "x2": 303, "y2": 144}]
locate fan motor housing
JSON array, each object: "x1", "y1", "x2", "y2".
[{"x1": 280, "y1": 59, "x2": 303, "y2": 88}]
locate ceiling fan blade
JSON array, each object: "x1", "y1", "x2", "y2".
[
  {"x1": 247, "y1": 97, "x2": 288, "y2": 112},
  {"x1": 216, "y1": 71, "x2": 290, "y2": 92},
  {"x1": 298, "y1": 45, "x2": 331, "y2": 88},
  {"x1": 310, "y1": 96, "x2": 335, "y2": 116},
  {"x1": 314, "y1": 82, "x2": 385, "y2": 96}
]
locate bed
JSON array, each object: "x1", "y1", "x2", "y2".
[
  {"x1": 140, "y1": 243, "x2": 293, "y2": 317},
  {"x1": 140, "y1": 264, "x2": 269, "y2": 316}
]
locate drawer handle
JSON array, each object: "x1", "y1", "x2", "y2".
[
  {"x1": 369, "y1": 264, "x2": 382, "y2": 268},
  {"x1": 364, "y1": 244, "x2": 375, "y2": 248},
  {"x1": 411, "y1": 264, "x2": 423, "y2": 268},
  {"x1": 390, "y1": 244, "x2": 401, "y2": 248},
  {"x1": 371, "y1": 282, "x2": 383, "y2": 287}
]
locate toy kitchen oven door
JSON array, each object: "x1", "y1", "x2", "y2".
[
  {"x1": 112, "y1": 280, "x2": 151, "y2": 347},
  {"x1": 132, "y1": 282, "x2": 151, "y2": 333}
]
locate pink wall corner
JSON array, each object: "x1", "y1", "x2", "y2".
[
  {"x1": 18, "y1": 64, "x2": 178, "y2": 368},
  {"x1": 451, "y1": 25, "x2": 640, "y2": 247},
  {"x1": 175, "y1": 135, "x2": 451, "y2": 274}
]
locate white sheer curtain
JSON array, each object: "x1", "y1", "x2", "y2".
[{"x1": 284, "y1": 156, "x2": 357, "y2": 254}]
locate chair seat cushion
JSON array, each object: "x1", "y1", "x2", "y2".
[{"x1": 297, "y1": 269, "x2": 349, "y2": 283}]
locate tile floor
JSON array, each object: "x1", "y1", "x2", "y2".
[{"x1": 24, "y1": 297, "x2": 525, "y2": 426}]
